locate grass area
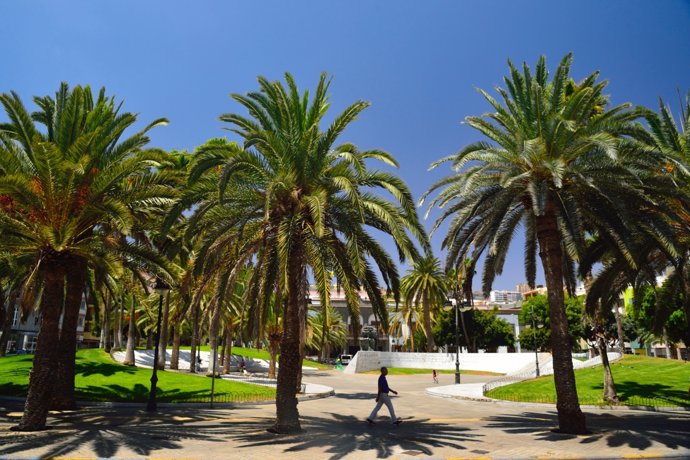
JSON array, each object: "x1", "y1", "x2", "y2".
[
  {"x1": 0, "y1": 349, "x2": 275, "y2": 403},
  {"x1": 363, "y1": 367, "x2": 503, "y2": 376},
  {"x1": 486, "y1": 355, "x2": 690, "y2": 407},
  {"x1": 182, "y1": 345, "x2": 333, "y2": 370}
]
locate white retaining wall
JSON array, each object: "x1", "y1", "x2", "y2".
[{"x1": 344, "y1": 350, "x2": 549, "y2": 374}]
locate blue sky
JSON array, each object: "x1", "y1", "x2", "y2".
[{"x1": 2, "y1": 1, "x2": 690, "y2": 291}]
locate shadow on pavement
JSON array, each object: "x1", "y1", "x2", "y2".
[
  {"x1": 0, "y1": 403, "x2": 481, "y2": 460},
  {"x1": 0, "y1": 404, "x2": 265, "y2": 459},
  {"x1": 485, "y1": 410, "x2": 690, "y2": 451},
  {"x1": 221, "y1": 413, "x2": 481, "y2": 460},
  {"x1": 332, "y1": 391, "x2": 378, "y2": 400}
]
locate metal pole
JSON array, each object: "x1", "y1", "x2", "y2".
[
  {"x1": 531, "y1": 306, "x2": 540, "y2": 377},
  {"x1": 454, "y1": 301, "x2": 460, "y2": 384},
  {"x1": 147, "y1": 291, "x2": 164, "y2": 412}
]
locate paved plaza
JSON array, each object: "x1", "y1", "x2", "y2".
[{"x1": 1, "y1": 370, "x2": 689, "y2": 459}]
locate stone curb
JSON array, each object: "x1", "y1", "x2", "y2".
[{"x1": 425, "y1": 389, "x2": 690, "y2": 413}]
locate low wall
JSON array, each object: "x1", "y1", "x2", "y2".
[{"x1": 344, "y1": 350, "x2": 548, "y2": 374}]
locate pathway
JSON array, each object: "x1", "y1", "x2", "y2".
[{"x1": 1, "y1": 370, "x2": 689, "y2": 459}]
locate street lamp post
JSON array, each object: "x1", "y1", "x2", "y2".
[
  {"x1": 147, "y1": 278, "x2": 171, "y2": 412},
  {"x1": 445, "y1": 298, "x2": 472, "y2": 384},
  {"x1": 530, "y1": 305, "x2": 540, "y2": 377},
  {"x1": 453, "y1": 300, "x2": 460, "y2": 384}
]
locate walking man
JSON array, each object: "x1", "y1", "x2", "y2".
[{"x1": 367, "y1": 367, "x2": 402, "y2": 425}]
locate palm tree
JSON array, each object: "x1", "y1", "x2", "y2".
[
  {"x1": 388, "y1": 301, "x2": 422, "y2": 351},
  {"x1": 644, "y1": 93, "x2": 690, "y2": 351},
  {"x1": 0, "y1": 84, "x2": 173, "y2": 430},
  {"x1": 308, "y1": 304, "x2": 347, "y2": 361},
  {"x1": 400, "y1": 254, "x2": 448, "y2": 351},
  {"x1": 180, "y1": 73, "x2": 427, "y2": 433},
  {"x1": 421, "y1": 54, "x2": 678, "y2": 434}
]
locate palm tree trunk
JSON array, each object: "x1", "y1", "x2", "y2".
[
  {"x1": 272, "y1": 244, "x2": 304, "y2": 433},
  {"x1": 190, "y1": 301, "x2": 199, "y2": 373},
  {"x1": 598, "y1": 333, "x2": 619, "y2": 403},
  {"x1": 536, "y1": 208, "x2": 587, "y2": 434},
  {"x1": 103, "y1": 290, "x2": 112, "y2": 352},
  {"x1": 123, "y1": 294, "x2": 136, "y2": 366},
  {"x1": 422, "y1": 291, "x2": 435, "y2": 352},
  {"x1": 222, "y1": 323, "x2": 232, "y2": 374},
  {"x1": 594, "y1": 305, "x2": 619, "y2": 403},
  {"x1": 207, "y1": 298, "x2": 220, "y2": 377},
  {"x1": 157, "y1": 291, "x2": 170, "y2": 370},
  {"x1": 52, "y1": 258, "x2": 87, "y2": 410},
  {"x1": 113, "y1": 296, "x2": 123, "y2": 350},
  {"x1": 14, "y1": 260, "x2": 65, "y2": 431},
  {"x1": 170, "y1": 323, "x2": 180, "y2": 370}
]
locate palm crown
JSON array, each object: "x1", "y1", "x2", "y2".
[{"x1": 181, "y1": 72, "x2": 428, "y2": 433}]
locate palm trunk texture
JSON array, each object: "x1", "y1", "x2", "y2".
[
  {"x1": 207, "y1": 299, "x2": 220, "y2": 377},
  {"x1": 423, "y1": 291, "x2": 435, "y2": 352},
  {"x1": 14, "y1": 259, "x2": 65, "y2": 431},
  {"x1": 190, "y1": 301, "x2": 199, "y2": 373},
  {"x1": 272, "y1": 246, "x2": 304, "y2": 433},
  {"x1": 222, "y1": 325, "x2": 231, "y2": 374},
  {"x1": 52, "y1": 258, "x2": 87, "y2": 410},
  {"x1": 157, "y1": 292, "x2": 170, "y2": 370},
  {"x1": 123, "y1": 294, "x2": 136, "y2": 366},
  {"x1": 170, "y1": 324, "x2": 180, "y2": 370},
  {"x1": 536, "y1": 208, "x2": 587, "y2": 434}
]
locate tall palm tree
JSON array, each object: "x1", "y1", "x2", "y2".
[
  {"x1": 180, "y1": 73, "x2": 427, "y2": 433},
  {"x1": 0, "y1": 84, "x2": 173, "y2": 430},
  {"x1": 421, "y1": 54, "x2": 678, "y2": 434},
  {"x1": 400, "y1": 254, "x2": 448, "y2": 351},
  {"x1": 644, "y1": 93, "x2": 690, "y2": 351}
]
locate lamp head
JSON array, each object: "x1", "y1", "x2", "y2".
[{"x1": 154, "y1": 278, "x2": 171, "y2": 296}]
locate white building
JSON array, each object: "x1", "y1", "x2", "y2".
[{"x1": 490, "y1": 290, "x2": 522, "y2": 304}]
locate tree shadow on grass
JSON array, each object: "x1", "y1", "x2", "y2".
[
  {"x1": 222, "y1": 413, "x2": 481, "y2": 460},
  {"x1": 613, "y1": 381, "x2": 690, "y2": 407},
  {"x1": 75, "y1": 358, "x2": 138, "y2": 377},
  {"x1": 485, "y1": 410, "x2": 690, "y2": 451},
  {"x1": 75, "y1": 383, "x2": 271, "y2": 404}
]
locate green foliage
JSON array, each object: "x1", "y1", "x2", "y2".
[
  {"x1": 631, "y1": 283, "x2": 688, "y2": 345},
  {"x1": 487, "y1": 355, "x2": 690, "y2": 407},
  {"x1": 433, "y1": 308, "x2": 515, "y2": 351},
  {"x1": 517, "y1": 295, "x2": 585, "y2": 351},
  {"x1": 0, "y1": 349, "x2": 274, "y2": 402}
]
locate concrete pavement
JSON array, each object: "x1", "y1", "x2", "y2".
[{"x1": 1, "y1": 370, "x2": 689, "y2": 459}]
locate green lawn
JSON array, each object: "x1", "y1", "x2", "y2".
[
  {"x1": 363, "y1": 367, "x2": 503, "y2": 376},
  {"x1": 486, "y1": 355, "x2": 690, "y2": 407},
  {"x1": 0, "y1": 349, "x2": 275, "y2": 403}
]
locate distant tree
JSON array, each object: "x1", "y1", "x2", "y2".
[
  {"x1": 400, "y1": 254, "x2": 448, "y2": 351},
  {"x1": 433, "y1": 308, "x2": 514, "y2": 352},
  {"x1": 518, "y1": 295, "x2": 585, "y2": 352}
]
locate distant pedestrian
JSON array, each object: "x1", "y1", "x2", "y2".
[
  {"x1": 432, "y1": 369, "x2": 438, "y2": 384},
  {"x1": 367, "y1": 367, "x2": 402, "y2": 425}
]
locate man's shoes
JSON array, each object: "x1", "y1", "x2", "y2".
[
  {"x1": 393, "y1": 419, "x2": 403, "y2": 425},
  {"x1": 366, "y1": 418, "x2": 375, "y2": 425}
]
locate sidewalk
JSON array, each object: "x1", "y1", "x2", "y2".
[{"x1": 1, "y1": 371, "x2": 689, "y2": 459}]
